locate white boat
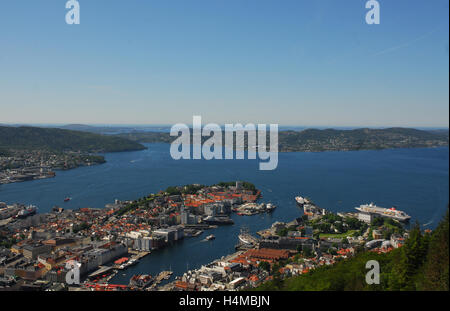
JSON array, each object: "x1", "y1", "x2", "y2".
[
  {"x1": 119, "y1": 258, "x2": 139, "y2": 269},
  {"x1": 355, "y1": 203, "x2": 411, "y2": 222},
  {"x1": 238, "y1": 227, "x2": 258, "y2": 245},
  {"x1": 206, "y1": 234, "x2": 215, "y2": 241},
  {"x1": 266, "y1": 203, "x2": 276, "y2": 212},
  {"x1": 238, "y1": 234, "x2": 254, "y2": 245}
]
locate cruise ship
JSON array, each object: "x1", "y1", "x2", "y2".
[{"x1": 355, "y1": 203, "x2": 411, "y2": 222}]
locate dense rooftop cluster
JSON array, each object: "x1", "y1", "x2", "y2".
[{"x1": 0, "y1": 181, "x2": 263, "y2": 290}]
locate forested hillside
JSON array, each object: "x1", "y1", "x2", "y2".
[{"x1": 255, "y1": 209, "x2": 449, "y2": 291}]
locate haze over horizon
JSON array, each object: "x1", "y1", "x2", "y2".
[
  {"x1": 0, "y1": 0, "x2": 448, "y2": 127},
  {"x1": 0, "y1": 123, "x2": 448, "y2": 132}
]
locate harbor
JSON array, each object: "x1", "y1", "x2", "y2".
[
  {"x1": 153, "y1": 193, "x2": 417, "y2": 291},
  {"x1": 0, "y1": 144, "x2": 448, "y2": 289}
]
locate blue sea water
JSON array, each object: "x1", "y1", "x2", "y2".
[{"x1": 0, "y1": 144, "x2": 448, "y2": 284}]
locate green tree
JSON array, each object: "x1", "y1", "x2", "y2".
[
  {"x1": 258, "y1": 261, "x2": 270, "y2": 272},
  {"x1": 419, "y1": 209, "x2": 449, "y2": 290}
]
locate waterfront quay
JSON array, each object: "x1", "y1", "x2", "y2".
[
  {"x1": 0, "y1": 181, "x2": 268, "y2": 291},
  {"x1": 0, "y1": 150, "x2": 104, "y2": 185},
  {"x1": 159, "y1": 198, "x2": 411, "y2": 291},
  {"x1": 0, "y1": 180, "x2": 411, "y2": 291}
]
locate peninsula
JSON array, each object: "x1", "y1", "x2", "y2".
[{"x1": 0, "y1": 126, "x2": 146, "y2": 184}]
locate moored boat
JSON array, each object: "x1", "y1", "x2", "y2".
[
  {"x1": 355, "y1": 203, "x2": 411, "y2": 222},
  {"x1": 206, "y1": 234, "x2": 215, "y2": 240},
  {"x1": 16, "y1": 205, "x2": 37, "y2": 218}
]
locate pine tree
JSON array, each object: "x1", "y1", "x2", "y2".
[{"x1": 419, "y1": 209, "x2": 449, "y2": 290}]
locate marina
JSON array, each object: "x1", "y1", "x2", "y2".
[{"x1": 1, "y1": 0, "x2": 448, "y2": 294}]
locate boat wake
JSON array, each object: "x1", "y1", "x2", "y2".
[{"x1": 423, "y1": 219, "x2": 434, "y2": 227}]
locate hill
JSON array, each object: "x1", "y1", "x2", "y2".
[
  {"x1": 254, "y1": 209, "x2": 449, "y2": 291},
  {"x1": 116, "y1": 131, "x2": 174, "y2": 143},
  {"x1": 116, "y1": 127, "x2": 449, "y2": 152},
  {"x1": 278, "y1": 127, "x2": 449, "y2": 152},
  {"x1": 0, "y1": 126, "x2": 146, "y2": 153}
]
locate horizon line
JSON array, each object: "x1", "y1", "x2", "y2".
[{"x1": 0, "y1": 122, "x2": 448, "y2": 130}]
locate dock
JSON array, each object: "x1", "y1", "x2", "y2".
[
  {"x1": 155, "y1": 271, "x2": 173, "y2": 283},
  {"x1": 128, "y1": 250, "x2": 150, "y2": 259},
  {"x1": 113, "y1": 251, "x2": 150, "y2": 270},
  {"x1": 148, "y1": 271, "x2": 173, "y2": 289},
  {"x1": 88, "y1": 266, "x2": 115, "y2": 280}
]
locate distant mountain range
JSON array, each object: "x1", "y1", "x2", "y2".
[
  {"x1": 0, "y1": 126, "x2": 146, "y2": 153},
  {"x1": 58, "y1": 124, "x2": 172, "y2": 134},
  {"x1": 0, "y1": 125, "x2": 447, "y2": 154},
  {"x1": 115, "y1": 127, "x2": 449, "y2": 152},
  {"x1": 277, "y1": 127, "x2": 449, "y2": 152}
]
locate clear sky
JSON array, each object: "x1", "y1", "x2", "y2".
[{"x1": 0, "y1": 0, "x2": 448, "y2": 127}]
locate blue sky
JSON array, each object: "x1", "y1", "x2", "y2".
[{"x1": 0, "y1": 0, "x2": 448, "y2": 127}]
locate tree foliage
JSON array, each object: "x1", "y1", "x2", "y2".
[{"x1": 254, "y1": 209, "x2": 449, "y2": 291}]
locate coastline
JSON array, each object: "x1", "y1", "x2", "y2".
[{"x1": 0, "y1": 145, "x2": 448, "y2": 291}]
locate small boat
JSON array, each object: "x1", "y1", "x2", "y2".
[
  {"x1": 266, "y1": 203, "x2": 276, "y2": 212},
  {"x1": 205, "y1": 234, "x2": 215, "y2": 241},
  {"x1": 64, "y1": 197, "x2": 71, "y2": 202}
]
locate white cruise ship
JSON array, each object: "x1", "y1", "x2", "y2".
[{"x1": 355, "y1": 203, "x2": 411, "y2": 222}]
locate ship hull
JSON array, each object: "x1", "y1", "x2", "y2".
[
  {"x1": 355, "y1": 206, "x2": 411, "y2": 222},
  {"x1": 238, "y1": 235, "x2": 253, "y2": 245},
  {"x1": 17, "y1": 212, "x2": 36, "y2": 219}
]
